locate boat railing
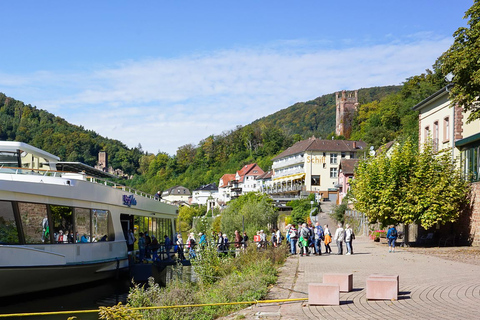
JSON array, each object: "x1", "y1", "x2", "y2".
[{"x1": 0, "y1": 165, "x2": 172, "y2": 204}]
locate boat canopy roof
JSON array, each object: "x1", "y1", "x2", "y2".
[
  {"x1": 0, "y1": 141, "x2": 60, "y2": 162},
  {"x1": 56, "y1": 162, "x2": 117, "y2": 179},
  {"x1": 0, "y1": 141, "x2": 116, "y2": 179}
]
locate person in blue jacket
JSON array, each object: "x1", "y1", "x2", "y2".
[{"x1": 386, "y1": 225, "x2": 398, "y2": 253}]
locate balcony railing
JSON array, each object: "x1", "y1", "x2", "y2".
[{"x1": 272, "y1": 156, "x2": 304, "y2": 169}]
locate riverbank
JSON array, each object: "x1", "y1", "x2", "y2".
[{"x1": 125, "y1": 245, "x2": 288, "y2": 320}]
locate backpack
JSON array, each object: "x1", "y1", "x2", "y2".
[
  {"x1": 290, "y1": 229, "x2": 297, "y2": 238},
  {"x1": 315, "y1": 226, "x2": 324, "y2": 240},
  {"x1": 390, "y1": 228, "x2": 397, "y2": 238},
  {"x1": 301, "y1": 227, "x2": 309, "y2": 238}
]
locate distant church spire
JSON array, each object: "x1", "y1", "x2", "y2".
[{"x1": 335, "y1": 90, "x2": 358, "y2": 138}]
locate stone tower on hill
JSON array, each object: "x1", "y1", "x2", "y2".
[{"x1": 335, "y1": 90, "x2": 358, "y2": 138}]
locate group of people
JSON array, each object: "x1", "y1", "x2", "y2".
[
  {"x1": 133, "y1": 231, "x2": 175, "y2": 263},
  {"x1": 285, "y1": 222, "x2": 355, "y2": 256}
]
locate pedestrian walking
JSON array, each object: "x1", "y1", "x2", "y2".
[
  {"x1": 299, "y1": 223, "x2": 310, "y2": 256},
  {"x1": 324, "y1": 224, "x2": 332, "y2": 254},
  {"x1": 314, "y1": 222, "x2": 324, "y2": 255},
  {"x1": 289, "y1": 224, "x2": 298, "y2": 255},
  {"x1": 334, "y1": 223, "x2": 345, "y2": 255},
  {"x1": 387, "y1": 225, "x2": 398, "y2": 253},
  {"x1": 345, "y1": 224, "x2": 355, "y2": 255},
  {"x1": 176, "y1": 234, "x2": 185, "y2": 260}
]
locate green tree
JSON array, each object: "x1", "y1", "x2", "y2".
[
  {"x1": 220, "y1": 193, "x2": 277, "y2": 238},
  {"x1": 287, "y1": 193, "x2": 316, "y2": 225},
  {"x1": 438, "y1": 0, "x2": 480, "y2": 121},
  {"x1": 351, "y1": 140, "x2": 470, "y2": 229}
]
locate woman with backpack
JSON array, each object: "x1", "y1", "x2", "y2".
[{"x1": 387, "y1": 225, "x2": 398, "y2": 253}]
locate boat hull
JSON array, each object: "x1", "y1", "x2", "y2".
[{"x1": 0, "y1": 259, "x2": 128, "y2": 297}]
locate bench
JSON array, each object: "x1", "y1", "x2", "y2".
[
  {"x1": 366, "y1": 274, "x2": 399, "y2": 300},
  {"x1": 323, "y1": 273, "x2": 353, "y2": 292},
  {"x1": 308, "y1": 283, "x2": 340, "y2": 306}
]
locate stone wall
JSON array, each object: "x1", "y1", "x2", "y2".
[{"x1": 468, "y1": 182, "x2": 480, "y2": 246}]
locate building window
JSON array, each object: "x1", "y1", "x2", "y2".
[
  {"x1": 433, "y1": 121, "x2": 439, "y2": 152},
  {"x1": 444, "y1": 117, "x2": 450, "y2": 142},
  {"x1": 424, "y1": 126, "x2": 430, "y2": 143},
  {"x1": 461, "y1": 144, "x2": 480, "y2": 182},
  {"x1": 350, "y1": 152, "x2": 355, "y2": 159},
  {"x1": 330, "y1": 168, "x2": 338, "y2": 178},
  {"x1": 330, "y1": 153, "x2": 338, "y2": 164},
  {"x1": 341, "y1": 152, "x2": 346, "y2": 158},
  {"x1": 311, "y1": 175, "x2": 320, "y2": 186}
]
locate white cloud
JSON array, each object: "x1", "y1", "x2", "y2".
[{"x1": 1, "y1": 36, "x2": 452, "y2": 155}]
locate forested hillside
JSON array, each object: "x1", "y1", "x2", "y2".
[
  {"x1": 0, "y1": 93, "x2": 143, "y2": 175},
  {"x1": 252, "y1": 86, "x2": 401, "y2": 140},
  {"x1": 351, "y1": 70, "x2": 447, "y2": 147}
]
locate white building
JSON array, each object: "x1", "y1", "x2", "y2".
[
  {"x1": 161, "y1": 185, "x2": 191, "y2": 204},
  {"x1": 271, "y1": 137, "x2": 366, "y2": 203},
  {"x1": 191, "y1": 183, "x2": 219, "y2": 211}
]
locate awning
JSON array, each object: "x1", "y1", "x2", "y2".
[
  {"x1": 273, "y1": 173, "x2": 305, "y2": 181},
  {"x1": 455, "y1": 132, "x2": 480, "y2": 149}
]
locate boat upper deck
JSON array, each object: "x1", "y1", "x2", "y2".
[{"x1": 0, "y1": 165, "x2": 168, "y2": 205}]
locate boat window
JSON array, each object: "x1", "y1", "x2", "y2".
[
  {"x1": 152, "y1": 218, "x2": 158, "y2": 240},
  {"x1": 134, "y1": 216, "x2": 143, "y2": 250},
  {"x1": 0, "y1": 151, "x2": 20, "y2": 168},
  {"x1": 0, "y1": 201, "x2": 20, "y2": 244},
  {"x1": 75, "y1": 208, "x2": 91, "y2": 243},
  {"x1": 92, "y1": 210, "x2": 112, "y2": 242},
  {"x1": 18, "y1": 202, "x2": 50, "y2": 244},
  {"x1": 50, "y1": 205, "x2": 74, "y2": 244}
]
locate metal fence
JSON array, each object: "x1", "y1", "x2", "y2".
[{"x1": 345, "y1": 210, "x2": 368, "y2": 236}]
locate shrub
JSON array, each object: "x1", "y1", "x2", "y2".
[{"x1": 126, "y1": 244, "x2": 288, "y2": 320}]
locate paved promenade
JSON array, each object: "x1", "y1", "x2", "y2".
[{"x1": 223, "y1": 236, "x2": 480, "y2": 319}]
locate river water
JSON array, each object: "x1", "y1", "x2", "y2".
[{"x1": 0, "y1": 265, "x2": 194, "y2": 320}]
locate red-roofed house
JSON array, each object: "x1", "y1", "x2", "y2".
[
  {"x1": 218, "y1": 173, "x2": 238, "y2": 203},
  {"x1": 235, "y1": 163, "x2": 265, "y2": 193}
]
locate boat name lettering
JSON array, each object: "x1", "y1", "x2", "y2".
[{"x1": 123, "y1": 195, "x2": 137, "y2": 207}]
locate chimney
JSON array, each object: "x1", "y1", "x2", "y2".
[{"x1": 353, "y1": 141, "x2": 357, "y2": 149}]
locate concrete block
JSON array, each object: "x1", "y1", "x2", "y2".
[
  {"x1": 366, "y1": 277, "x2": 398, "y2": 300},
  {"x1": 323, "y1": 273, "x2": 353, "y2": 292},
  {"x1": 368, "y1": 274, "x2": 399, "y2": 293},
  {"x1": 308, "y1": 283, "x2": 340, "y2": 306}
]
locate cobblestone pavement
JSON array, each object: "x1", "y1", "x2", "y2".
[{"x1": 221, "y1": 237, "x2": 480, "y2": 320}]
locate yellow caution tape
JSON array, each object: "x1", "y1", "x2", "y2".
[{"x1": 0, "y1": 298, "x2": 308, "y2": 317}]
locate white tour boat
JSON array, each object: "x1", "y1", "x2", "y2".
[{"x1": 0, "y1": 141, "x2": 177, "y2": 297}]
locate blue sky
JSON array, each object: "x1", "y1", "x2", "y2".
[{"x1": 0, "y1": 1, "x2": 473, "y2": 155}]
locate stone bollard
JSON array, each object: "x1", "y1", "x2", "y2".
[
  {"x1": 308, "y1": 283, "x2": 340, "y2": 306},
  {"x1": 323, "y1": 273, "x2": 353, "y2": 292},
  {"x1": 366, "y1": 274, "x2": 399, "y2": 300}
]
